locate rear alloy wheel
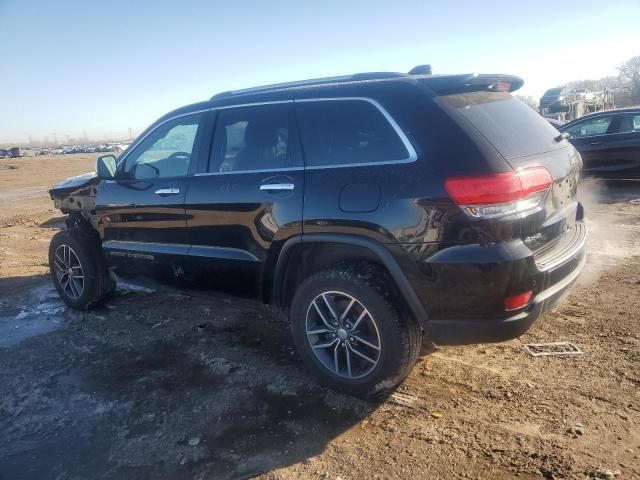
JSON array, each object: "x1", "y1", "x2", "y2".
[
  {"x1": 291, "y1": 263, "x2": 421, "y2": 398},
  {"x1": 306, "y1": 290, "x2": 381, "y2": 379}
]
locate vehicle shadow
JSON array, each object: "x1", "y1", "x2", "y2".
[
  {"x1": 0, "y1": 273, "x2": 50, "y2": 298},
  {"x1": 0, "y1": 274, "x2": 424, "y2": 480},
  {"x1": 39, "y1": 216, "x2": 66, "y2": 229}
]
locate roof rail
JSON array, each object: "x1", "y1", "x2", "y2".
[{"x1": 211, "y1": 71, "x2": 407, "y2": 100}]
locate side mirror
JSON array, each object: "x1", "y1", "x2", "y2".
[{"x1": 96, "y1": 155, "x2": 117, "y2": 180}]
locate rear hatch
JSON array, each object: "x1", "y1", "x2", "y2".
[{"x1": 424, "y1": 76, "x2": 583, "y2": 262}]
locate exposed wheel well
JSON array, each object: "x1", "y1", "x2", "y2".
[{"x1": 276, "y1": 241, "x2": 415, "y2": 324}]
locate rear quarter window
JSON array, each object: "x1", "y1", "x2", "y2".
[
  {"x1": 437, "y1": 92, "x2": 562, "y2": 159},
  {"x1": 295, "y1": 99, "x2": 410, "y2": 167}
]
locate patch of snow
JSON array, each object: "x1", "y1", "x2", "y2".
[{"x1": 117, "y1": 282, "x2": 156, "y2": 294}]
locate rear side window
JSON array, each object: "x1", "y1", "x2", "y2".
[
  {"x1": 295, "y1": 100, "x2": 410, "y2": 167},
  {"x1": 209, "y1": 104, "x2": 299, "y2": 173},
  {"x1": 437, "y1": 92, "x2": 562, "y2": 159},
  {"x1": 617, "y1": 114, "x2": 640, "y2": 133}
]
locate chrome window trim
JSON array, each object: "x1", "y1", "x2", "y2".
[
  {"x1": 117, "y1": 97, "x2": 419, "y2": 175},
  {"x1": 561, "y1": 111, "x2": 640, "y2": 139},
  {"x1": 294, "y1": 97, "x2": 419, "y2": 169},
  {"x1": 563, "y1": 129, "x2": 640, "y2": 140},
  {"x1": 211, "y1": 99, "x2": 293, "y2": 110},
  {"x1": 195, "y1": 166, "x2": 303, "y2": 177}
]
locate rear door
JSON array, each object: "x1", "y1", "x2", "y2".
[
  {"x1": 184, "y1": 102, "x2": 304, "y2": 298},
  {"x1": 601, "y1": 112, "x2": 640, "y2": 178},
  {"x1": 96, "y1": 111, "x2": 206, "y2": 278},
  {"x1": 295, "y1": 98, "x2": 418, "y2": 243}
]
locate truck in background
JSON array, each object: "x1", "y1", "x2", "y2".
[{"x1": 540, "y1": 87, "x2": 615, "y2": 122}]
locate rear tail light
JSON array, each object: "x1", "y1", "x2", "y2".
[
  {"x1": 445, "y1": 167, "x2": 552, "y2": 219},
  {"x1": 504, "y1": 291, "x2": 533, "y2": 311}
]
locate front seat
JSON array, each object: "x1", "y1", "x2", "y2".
[{"x1": 234, "y1": 120, "x2": 279, "y2": 171}]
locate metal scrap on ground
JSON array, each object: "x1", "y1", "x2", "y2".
[{"x1": 525, "y1": 342, "x2": 583, "y2": 357}]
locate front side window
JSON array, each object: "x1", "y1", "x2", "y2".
[
  {"x1": 124, "y1": 113, "x2": 204, "y2": 179},
  {"x1": 209, "y1": 104, "x2": 296, "y2": 173},
  {"x1": 295, "y1": 100, "x2": 409, "y2": 167},
  {"x1": 565, "y1": 116, "x2": 613, "y2": 138}
]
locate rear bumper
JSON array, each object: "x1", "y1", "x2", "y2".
[
  {"x1": 403, "y1": 221, "x2": 588, "y2": 345},
  {"x1": 427, "y1": 251, "x2": 585, "y2": 345}
]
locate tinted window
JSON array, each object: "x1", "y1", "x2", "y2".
[
  {"x1": 295, "y1": 100, "x2": 409, "y2": 167},
  {"x1": 209, "y1": 104, "x2": 297, "y2": 173},
  {"x1": 617, "y1": 113, "x2": 640, "y2": 133},
  {"x1": 438, "y1": 92, "x2": 562, "y2": 159},
  {"x1": 565, "y1": 116, "x2": 613, "y2": 138},
  {"x1": 124, "y1": 113, "x2": 203, "y2": 179}
]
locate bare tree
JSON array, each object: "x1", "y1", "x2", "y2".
[
  {"x1": 618, "y1": 55, "x2": 640, "y2": 105},
  {"x1": 565, "y1": 75, "x2": 620, "y2": 91}
]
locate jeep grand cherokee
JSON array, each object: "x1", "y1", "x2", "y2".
[{"x1": 48, "y1": 66, "x2": 587, "y2": 397}]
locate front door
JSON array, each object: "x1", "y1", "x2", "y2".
[
  {"x1": 184, "y1": 102, "x2": 304, "y2": 298},
  {"x1": 564, "y1": 113, "x2": 618, "y2": 176},
  {"x1": 96, "y1": 111, "x2": 207, "y2": 279}
]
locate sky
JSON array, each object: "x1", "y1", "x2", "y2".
[{"x1": 0, "y1": 0, "x2": 638, "y2": 145}]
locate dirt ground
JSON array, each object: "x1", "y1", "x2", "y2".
[{"x1": 1, "y1": 155, "x2": 639, "y2": 480}]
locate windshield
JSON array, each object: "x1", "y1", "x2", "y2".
[{"x1": 543, "y1": 87, "x2": 564, "y2": 97}]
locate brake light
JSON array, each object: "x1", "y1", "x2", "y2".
[
  {"x1": 492, "y1": 81, "x2": 512, "y2": 92},
  {"x1": 445, "y1": 167, "x2": 552, "y2": 219},
  {"x1": 504, "y1": 291, "x2": 533, "y2": 311}
]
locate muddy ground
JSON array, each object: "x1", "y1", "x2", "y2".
[{"x1": 0, "y1": 155, "x2": 639, "y2": 480}]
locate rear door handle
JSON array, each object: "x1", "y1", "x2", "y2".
[
  {"x1": 589, "y1": 141, "x2": 603, "y2": 146},
  {"x1": 260, "y1": 183, "x2": 294, "y2": 192},
  {"x1": 155, "y1": 188, "x2": 180, "y2": 195}
]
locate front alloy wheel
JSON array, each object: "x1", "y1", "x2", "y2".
[
  {"x1": 52, "y1": 244, "x2": 85, "y2": 300},
  {"x1": 49, "y1": 227, "x2": 115, "y2": 310}
]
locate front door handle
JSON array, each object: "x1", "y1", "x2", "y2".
[
  {"x1": 589, "y1": 141, "x2": 603, "y2": 146},
  {"x1": 155, "y1": 188, "x2": 180, "y2": 195},
  {"x1": 260, "y1": 183, "x2": 294, "y2": 192}
]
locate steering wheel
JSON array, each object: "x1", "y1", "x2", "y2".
[
  {"x1": 132, "y1": 162, "x2": 160, "y2": 179},
  {"x1": 167, "y1": 151, "x2": 191, "y2": 162}
]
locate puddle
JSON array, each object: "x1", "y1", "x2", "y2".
[
  {"x1": 0, "y1": 284, "x2": 65, "y2": 348},
  {"x1": 116, "y1": 281, "x2": 156, "y2": 294}
]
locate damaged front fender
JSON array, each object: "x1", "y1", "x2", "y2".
[{"x1": 49, "y1": 172, "x2": 100, "y2": 228}]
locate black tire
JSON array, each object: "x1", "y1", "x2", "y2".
[
  {"x1": 49, "y1": 227, "x2": 115, "y2": 310},
  {"x1": 290, "y1": 263, "x2": 421, "y2": 399}
]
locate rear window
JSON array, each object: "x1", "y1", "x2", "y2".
[
  {"x1": 295, "y1": 100, "x2": 410, "y2": 167},
  {"x1": 438, "y1": 92, "x2": 562, "y2": 159}
]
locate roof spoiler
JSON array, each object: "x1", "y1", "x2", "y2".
[{"x1": 421, "y1": 73, "x2": 524, "y2": 94}]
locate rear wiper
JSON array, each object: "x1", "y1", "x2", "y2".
[{"x1": 554, "y1": 132, "x2": 569, "y2": 142}]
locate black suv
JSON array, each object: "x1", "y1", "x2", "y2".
[{"x1": 49, "y1": 67, "x2": 587, "y2": 397}]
